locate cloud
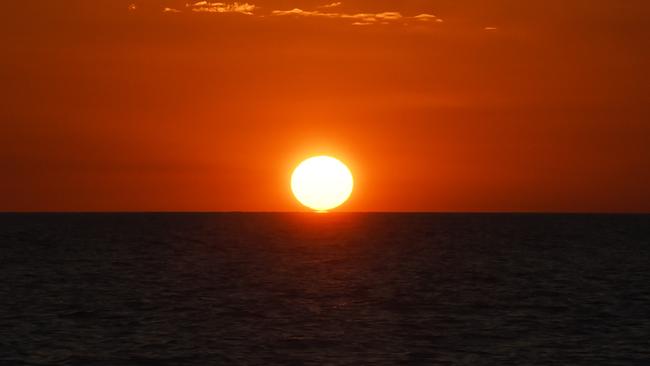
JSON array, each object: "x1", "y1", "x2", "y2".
[
  {"x1": 372, "y1": 12, "x2": 402, "y2": 21},
  {"x1": 270, "y1": 8, "x2": 441, "y2": 25},
  {"x1": 188, "y1": 2, "x2": 257, "y2": 15},
  {"x1": 414, "y1": 14, "x2": 442, "y2": 22},
  {"x1": 159, "y1": 2, "x2": 443, "y2": 27},
  {"x1": 319, "y1": 2, "x2": 342, "y2": 8},
  {"x1": 484, "y1": 27, "x2": 498, "y2": 31},
  {"x1": 270, "y1": 9, "x2": 314, "y2": 16}
]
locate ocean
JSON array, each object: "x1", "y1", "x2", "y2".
[{"x1": 1, "y1": 213, "x2": 648, "y2": 365}]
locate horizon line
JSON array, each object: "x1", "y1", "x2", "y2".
[{"x1": 1, "y1": 211, "x2": 649, "y2": 215}]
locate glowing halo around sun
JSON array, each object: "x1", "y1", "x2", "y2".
[{"x1": 291, "y1": 156, "x2": 354, "y2": 212}]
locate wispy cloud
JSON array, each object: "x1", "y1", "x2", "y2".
[
  {"x1": 158, "y1": 2, "x2": 443, "y2": 27},
  {"x1": 270, "y1": 8, "x2": 442, "y2": 26},
  {"x1": 414, "y1": 14, "x2": 443, "y2": 23},
  {"x1": 319, "y1": 2, "x2": 342, "y2": 8},
  {"x1": 188, "y1": 2, "x2": 257, "y2": 15}
]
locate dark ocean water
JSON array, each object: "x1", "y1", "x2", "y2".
[{"x1": 1, "y1": 213, "x2": 649, "y2": 365}]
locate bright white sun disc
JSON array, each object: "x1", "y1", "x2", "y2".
[{"x1": 291, "y1": 156, "x2": 354, "y2": 211}]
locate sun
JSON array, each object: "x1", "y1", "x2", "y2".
[{"x1": 291, "y1": 156, "x2": 354, "y2": 212}]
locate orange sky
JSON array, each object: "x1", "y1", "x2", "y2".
[{"x1": 1, "y1": 0, "x2": 649, "y2": 212}]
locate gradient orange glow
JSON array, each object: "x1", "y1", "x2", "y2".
[{"x1": 1, "y1": 1, "x2": 649, "y2": 212}]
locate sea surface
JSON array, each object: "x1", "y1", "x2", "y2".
[{"x1": 1, "y1": 213, "x2": 649, "y2": 365}]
